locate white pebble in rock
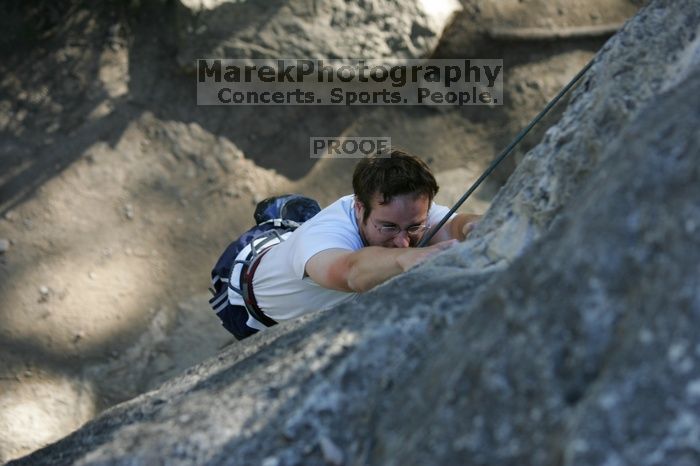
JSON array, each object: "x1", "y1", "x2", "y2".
[
  {"x1": 0, "y1": 238, "x2": 9, "y2": 253},
  {"x1": 261, "y1": 457, "x2": 279, "y2": 466},
  {"x1": 39, "y1": 285, "x2": 50, "y2": 296},
  {"x1": 319, "y1": 435, "x2": 344, "y2": 466}
]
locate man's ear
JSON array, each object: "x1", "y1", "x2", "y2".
[{"x1": 354, "y1": 199, "x2": 365, "y2": 221}]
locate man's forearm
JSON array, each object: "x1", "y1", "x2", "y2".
[
  {"x1": 345, "y1": 240, "x2": 457, "y2": 292},
  {"x1": 345, "y1": 246, "x2": 405, "y2": 292}
]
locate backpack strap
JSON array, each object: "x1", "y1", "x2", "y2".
[
  {"x1": 258, "y1": 218, "x2": 301, "y2": 229},
  {"x1": 239, "y1": 247, "x2": 278, "y2": 327}
]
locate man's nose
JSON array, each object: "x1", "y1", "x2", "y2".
[{"x1": 393, "y1": 231, "x2": 411, "y2": 248}]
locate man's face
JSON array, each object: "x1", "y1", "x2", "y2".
[{"x1": 355, "y1": 192, "x2": 430, "y2": 248}]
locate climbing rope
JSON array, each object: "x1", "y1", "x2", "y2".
[{"x1": 417, "y1": 58, "x2": 595, "y2": 247}]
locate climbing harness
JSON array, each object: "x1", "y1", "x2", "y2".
[{"x1": 209, "y1": 194, "x2": 321, "y2": 337}]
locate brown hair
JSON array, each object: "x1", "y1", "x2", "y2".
[{"x1": 352, "y1": 148, "x2": 439, "y2": 222}]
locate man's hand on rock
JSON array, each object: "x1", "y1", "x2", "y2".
[
  {"x1": 460, "y1": 214, "x2": 482, "y2": 240},
  {"x1": 397, "y1": 239, "x2": 458, "y2": 272}
]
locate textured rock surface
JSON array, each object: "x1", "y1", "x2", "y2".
[
  {"x1": 375, "y1": 50, "x2": 700, "y2": 466},
  {"x1": 446, "y1": 0, "x2": 700, "y2": 270},
  {"x1": 436, "y1": 0, "x2": 644, "y2": 57},
  {"x1": 433, "y1": 0, "x2": 645, "y2": 184},
  {"x1": 9, "y1": 0, "x2": 700, "y2": 465},
  {"x1": 176, "y1": 0, "x2": 460, "y2": 69}
]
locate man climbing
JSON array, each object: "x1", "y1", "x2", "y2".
[{"x1": 212, "y1": 148, "x2": 480, "y2": 340}]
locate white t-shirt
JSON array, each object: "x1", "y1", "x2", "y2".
[{"x1": 230, "y1": 194, "x2": 453, "y2": 329}]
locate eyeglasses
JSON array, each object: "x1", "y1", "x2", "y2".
[{"x1": 370, "y1": 218, "x2": 430, "y2": 238}]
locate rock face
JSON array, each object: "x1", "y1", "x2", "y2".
[
  {"x1": 175, "y1": 0, "x2": 461, "y2": 69},
  {"x1": 375, "y1": 43, "x2": 700, "y2": 466},
  {"x1": 456, "y1": 0, "x2": 699, "y2": 269},
  {"x1": 9, "y1": 0, "x2": 700, "y2": 465}
]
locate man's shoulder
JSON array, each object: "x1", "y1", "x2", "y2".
[
  {"x1": 324, "y1": 194, "x2": 355, "y2": 213},
  {"x1": 286, "y1": 194, "x2": 361, "y2": 249},
  {"x1": 302, "y1": 194, "x2": 355, "y2": 226}
]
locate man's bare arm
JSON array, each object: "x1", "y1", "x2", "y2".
[{"x1": 305, "y1": 240, "x2": 458, "y2": 293}]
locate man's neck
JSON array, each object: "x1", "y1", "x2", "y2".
[{"x1": 354, "y1": 208, "x2": 369, "y2": 247}]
